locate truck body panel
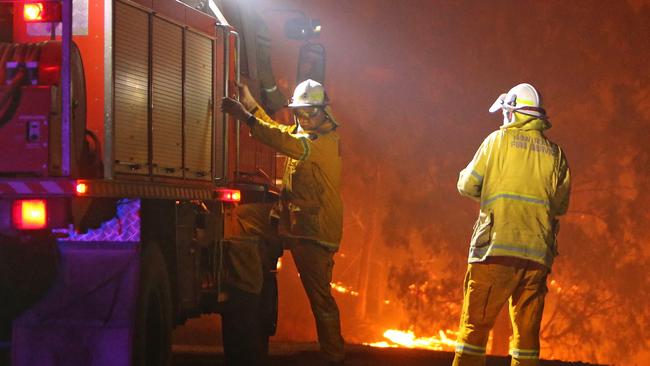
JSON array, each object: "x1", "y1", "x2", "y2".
[
  {"x1": 0, "y1": 86, "x2": 53, "y2": 175},
  {"x1": 13, "y1": 241, "x2": 141, "y2": 366},
  {"x1": 0, "y1": 0, "x2": 299, "y2": 363},
  {"x1": 6, "y1": 0, "x2": 275, "y2": 186}
]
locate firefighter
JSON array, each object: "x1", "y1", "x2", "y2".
[
  {"x1": 221, "y1": 79, "x2": 345, "y2": 365},
  {"x1": 453, "y1": 83, "x2": 571, "y2": 366}
]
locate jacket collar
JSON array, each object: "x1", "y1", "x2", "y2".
[{"x1": 500, "y1": 116, "x2": 551, "y2": 131}]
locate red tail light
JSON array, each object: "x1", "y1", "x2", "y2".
[
  {"x1": 12, "y1": 199, "x2": 47, "y2": 230},
  {"x1": 215, "y1": 188, "x2": 241, "y2": 203},
  {"x1": 24, "y1": 1, "x2": 62, "y2": 23}
]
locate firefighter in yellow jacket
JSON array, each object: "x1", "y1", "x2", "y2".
[
  {"x1": 453, "y1": 83, "x2": 571, "y2": 366},
  {"x1": 221, "y1": 79, "x2": 345, "y2": 365}
]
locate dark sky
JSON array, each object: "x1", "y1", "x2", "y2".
[{"x1": 194, "y1": 1, "x2": 650, "y2": 364}]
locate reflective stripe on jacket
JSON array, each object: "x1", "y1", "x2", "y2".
[
  {"x1": 250, "y1": 106, "x2": 343, "y2": 250},
  {"x1": 457, "y1": 117, "x2": 570, "y2": 268}
]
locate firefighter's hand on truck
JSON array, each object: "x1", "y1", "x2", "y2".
[
  {"x1": 235, "y1": 81, "x2": 257, "y2": 111},
  {"x1": 221, "y1": 97, "x2": 252, "y2": 122}
]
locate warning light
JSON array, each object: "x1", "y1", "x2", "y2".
[
  {"x1": 12, "y1": 199, "x2": 47, "y2": 230},
  {"x1": 76, "y1": 182, "x2": 88, "y2": 194},
  {"x1": 23, "y1": 3, "x2": 43, "y2": 21},
  {"x1": 23, "y1": 2, "x2": 62, "y2": 23},
  {"x1": 215, "y1": 188, "x2": 241, "y2": 203}
]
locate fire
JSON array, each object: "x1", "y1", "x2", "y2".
[
  {"x1": 365, "y1": 329, "x2": 458, "y2": 351},
  {"x1": 330, "y1": 281, "x2": 359, "y2": 296}
]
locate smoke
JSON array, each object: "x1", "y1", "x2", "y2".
[{"x1": 240, "y1": 0, "x2": 650, "y2": 364}]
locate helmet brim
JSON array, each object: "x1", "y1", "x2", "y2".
[
  {"x1": 489, "y1": 93, "x2": 506, "y2": 113},
  {"x1": 287, "y1": 102, "x2": 329, "y2": 108}
]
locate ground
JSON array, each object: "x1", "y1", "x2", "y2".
[{"x1": 172, "y1": 342, "x2": 606, "y2": 366}]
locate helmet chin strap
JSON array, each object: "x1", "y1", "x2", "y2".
[
  {"x1": 516, "y1": 105, "x2": 547, "y2": 116},
  {"x1": 295, "y1": 109, "x2": 333, "y2": 133},
  {"x1": 315, "y1": 119, "x2": 335, "y2": 133},
  {"x1": 301, "y1": 119, "x2": 333, "y2": 134},
  {"x1": 503, "y1": 106, "x2": 547, "y2": 124}
]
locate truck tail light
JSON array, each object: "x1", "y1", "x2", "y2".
[
  {"x1": 24, "y1": 2, "x2": 62, "y2": 23},
  {"x1": 215, "y1": 189, "x2": 241, "y2": 203},
  {"x1": 12, "y1": 199, "x2": 47, "y2": 230}
]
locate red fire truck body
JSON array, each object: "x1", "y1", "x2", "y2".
[{"x1": 0, "y1": 0, "x2": 295, "y2": 364}]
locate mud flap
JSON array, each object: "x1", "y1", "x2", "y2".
[
  {"x1": 12, "y1": 242, "x2": 140, "y2": 366},
  {"x1": 220, "y1": 236, "x2": 264, "y2": 295}
]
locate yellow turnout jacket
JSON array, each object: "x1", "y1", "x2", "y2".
[
  {"x1": 457, "y1": 117, "x2": 570, "y2": 268},
  {"x1": 250, "y1": 106, "x2": 343, "y2": 250}
]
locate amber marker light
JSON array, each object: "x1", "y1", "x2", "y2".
[
  {"x1": 215, "y1": 188, "x2": 241, "y2": 203},
  {"x1": 76, "y1": 182, "x2": 88, "y2": 195}
]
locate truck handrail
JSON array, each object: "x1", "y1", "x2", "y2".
[
  {"x1": 230, "y1": 29, "x2": 241, "y2": 180},
  {"x1": 61, "y1": 0, "x2": 72, "y2": 176},
  {"x1": 216, "y1": 24, "x2": 230, "y2": 182},
  {"x1": 216, "y1": 26, "x2": 242, "y2": 183},
  {"x1": 103, "y1": 0, "x2": 114, "y2": 180}
]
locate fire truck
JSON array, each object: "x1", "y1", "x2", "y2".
[{"x1": 0, "y1": 0, "x2": 325, "y2": 364}]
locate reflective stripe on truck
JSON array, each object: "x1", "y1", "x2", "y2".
[{"x1": 0, "y1": 178, "x2": 75, "y2": 197}]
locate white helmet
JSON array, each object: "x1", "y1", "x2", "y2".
[
  {"x1": 288, "y1": 79, "x2": 328, "y2": 108},
  {"x1": 288, "y1": 79, "x2": 340, "y2": 127},
  {"x1": 489, "y1": 83, "x2": 546, "y2": 124}
]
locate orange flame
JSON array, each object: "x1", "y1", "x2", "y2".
[{"x1": 365, "y1": 329, "x2": 458, "y2": 351}]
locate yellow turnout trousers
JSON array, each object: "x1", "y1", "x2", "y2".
[{"x1": 453, "y1": 257, "x2": 548, "y2": 366}]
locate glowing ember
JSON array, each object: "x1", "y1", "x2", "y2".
[
  {"x1": 550, "y1": 279, "x2": 561, "y2": 293},
  {"x1": 549, "y1": 279, "x2": 581, "y2": 295},
  {"x1": 365, "y1": 329, "x2": 458, "y2": 351},
  {"x1": 330, "y1": 281, "x2": 359, "y2": 296}
]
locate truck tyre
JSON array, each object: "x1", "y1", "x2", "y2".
[{"x1": 133, "y1": 242, "x2": 173, "y2": 366}]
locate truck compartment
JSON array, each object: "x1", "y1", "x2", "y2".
[
  {"x1": 0, "y1": 41, "x2": 86, "y2": 177},
  {"x1": 113, "y1": 0, "x2": 214, "y2": 181}
]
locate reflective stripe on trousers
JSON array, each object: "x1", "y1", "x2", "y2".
[{"x1": 452, "y1": 257, "x2": 548, "y2": 366}]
